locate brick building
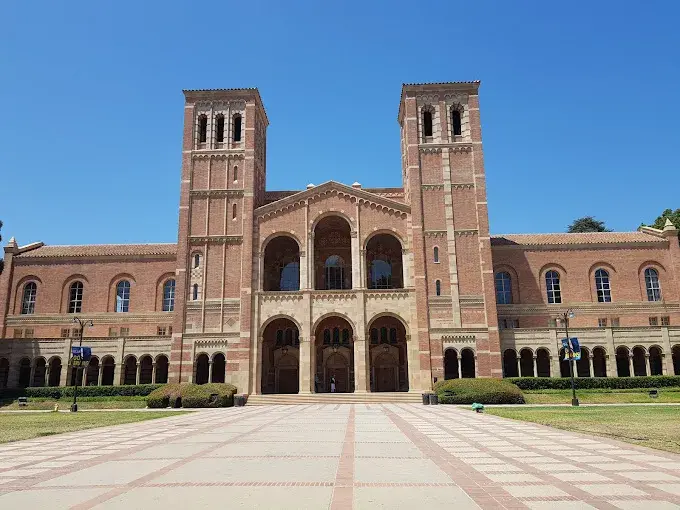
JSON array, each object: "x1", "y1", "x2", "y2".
[{"x1": 1, "y1": 81, "x2": 679, "y2": 392}]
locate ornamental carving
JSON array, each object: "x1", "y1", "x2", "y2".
[
  {"x1": 188, "y1": 236, "x2": 243, "y2": 245},
  {"x1": 424, "y1": 230, "x2": 447, "y2": 238},
  {"x1": 190, "y1": 189, "x2": 244, "y2": 198},
  {"x1": 451, "y1": 183, "x2": 474, "y2": 190},
  {"x1": 421, "y1": 184, "x2": 444, "y2": 191}
]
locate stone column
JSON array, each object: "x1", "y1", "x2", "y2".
[
  {"x1": 661, "y1": 327, "x2": 673, "y2": 375},
  {"x1": 457, "y1": 356, "x2": 462, "y2": 379},
  {"x1": 98, "y1": 365, "x2": 103, "y2": 386},
  {"x1": 533, "y1": 356, "x2": 538, "y2": 377},
  {"x1": 353, "y1": 333, "x2": 368, "y2": 393},
  {"x1": 253, "y1": 335, "x2": 263, "y2": 394},
  {"x1": 208, "y1": 360, "x2": 213, "y2": 383},
  {"x1": 628, "y1": 355, "x2": 634, "y2": 377},
  {"x1": 351, "y1": 231, "x2": 360, "y2": 290},
  {"x1": 307, "y1": 233, "x2": 315, "y2": 290},
  {"x1": 474, "y1": 356, "x2": 478, "y2": 378},
  {"x1": 605, "y1": 328, "x2": 617, "y2": 377},
  {"x1": 645, "y1": 354, "x2": 651, "y2": 377},
  {"x1": 152, "y1": 363, "x2": 157, "y2": 384},
  {"x1": 299, "y1": 336, "x2": 311, "y2": 394},
  {"x1": 588, "y1": 355, "x2": 594, "y2": 378},
  {"x1": 29, "y1": 363, "x2": 36, "y2": 387},
  {"x1": 135, "y1": 363, "x2": 141, "y2": 385},
  {"x1": 516, "y1": 358, "x2": 521, "y2": 377},
  {"x1": 45, "y1": 365, "x2": 51, "y2": 387}
]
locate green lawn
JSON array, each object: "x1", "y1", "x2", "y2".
[
  {"x1": 485, "y1": 406, "x2": 680, "y2": 454},
  {"x1": 524, "y1": 388, "x2": 680, "y2": 404},
  {"x1": 0, "y1": 411, "x2": 184, "y2": 444},
  {"x1": 0, "y1": 396, "x2": 148, "y2": 411}
]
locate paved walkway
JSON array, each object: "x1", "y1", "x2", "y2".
[{"x1": 1, "y1": 405, "x2": 680, "y2": 509}]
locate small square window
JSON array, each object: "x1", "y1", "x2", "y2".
[
  {"x1": 24, "y1": 329, "x2": 34, "y2": 339},
  {"x1": 661, "y1": 316, "x2": 670, "y2": 326},
  {"x1": 13, "y1": 329, "x2": 23, "y2": 338},
  {"x1": 72, "y1": 328, "x2": 79, "y2": 338},
  {"x1": 108, "y1": 327, "x2": 118, "y2": 337},
  {"x1": 548, "y1": 318, "x2": 557, "y2": 328},
  {"x1": 157, "y1": 326, "x2": 166, "y2": 336},
  {"x1": 598, "y1": 318, "x2": 607, "y2": 328},
  {"x1": 512, "y1": 319, "x2": 519, "y2": 329},
  {"x1": 61, "y1": 328, "x2": 70, "y2": 338},
  {"x1": 611, "y1": 317, "x2": 620, "y2": 327},
  {"x1": 120, "y1": 327, "x2": 129, "y2": 337},
  {"x1": 649, "y1": 316, "x2": 659, "y2": 326},
  {"x1": 168, "y1": 326, "x2": 173, "y2": 335}
]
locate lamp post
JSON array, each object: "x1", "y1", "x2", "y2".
[
  {"x1": 559, "y1": 309, "x2": 579, "y2": 407},
  {"x1": 71, "y1": 317, "x2": 93, "y2": 412}
]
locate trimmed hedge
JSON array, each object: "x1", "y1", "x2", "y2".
[
  {"x1": 146, "y1": 383, "x2": 237, "y2": 408},
  {"x1": 434, "y1": 378, "x2": 525, "y2": 404},
  {"x1": 0, "y1": 384, "x2": 162, "y2": 400},
  {"x1": 508, "y1": 376, "x2": 680, "y2": 391}
]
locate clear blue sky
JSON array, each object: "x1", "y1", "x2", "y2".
[{"x1": 1, "y1": 1, "x2": 678, "y2": 245}]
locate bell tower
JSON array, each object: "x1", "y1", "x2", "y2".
[
  {"x1": 170, "y1": 88, "x2": 268, "y2": 388},
  {"x1": 399, "y1": 81, "x2": 501, "y2": 380}
]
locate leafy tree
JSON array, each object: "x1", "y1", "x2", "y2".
[
  {"x1": 646, "y1": 208, "x2": 680, "y2": 230},
  {"x1": 567, "y1": 216, "x2": 611, "y2": 233}
]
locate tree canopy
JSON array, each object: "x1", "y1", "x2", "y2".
[
  {"x1": 567, "y1": 216, "x2": 611, "y2": 233},
  {"x1": 645, "y1": 208, "x2": 680, "y2": 230}
]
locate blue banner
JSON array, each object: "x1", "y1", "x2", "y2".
[{"x1": 71, "y1": 346, "x2": 92, "y2": 361}]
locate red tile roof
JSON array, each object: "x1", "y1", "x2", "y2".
[
  {"x1": 491, "y1": 232, "x2": 663, "y2": 247},
  {"x1": 15, "y1": 244, "x2": 177, "y2": 258}
]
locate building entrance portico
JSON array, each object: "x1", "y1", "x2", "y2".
[
  {"x1": 368, "y1": 315, "x2": 409, "y2": 392},
  {"x1": 261, "y1": 317, "x2": 300, "y2": 394},
  {"x1": 313, "y1": 316, "x2": 354, "y2": 392}
]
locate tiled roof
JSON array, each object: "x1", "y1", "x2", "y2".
[
  {"x1": 402, "y1": 81, "x2": 480, "y2": 87},
  {"x1": 15, "y1": 244, "x2": 177, "y2": 258},
  {"x1": 491, "y1": 232, "x2": 663, "y2": 247}
]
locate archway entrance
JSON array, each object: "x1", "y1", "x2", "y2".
[
  {"x1": 314, "y1": 216, "x2": 352, "y2": 290},
  {"x1": 314, "y1": 316, "x2": 354, "y2": 392},
  {"x1": 367, "y1": 316, "x2": 408, "y2": 392},
  {"x1": 261, "y1": 318, "x2": 300, "y2": 394}
]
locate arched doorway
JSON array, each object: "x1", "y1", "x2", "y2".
[
  {"x1": 673, "y1": 345, "x2": 680, "y2": 375},
  {"x1": 212, "y1": 353, "x2": 226, "y2": 383},
  {"x1": 616, "y1": 347, "x2": 630, "y2": 377},
  {"x1": 368, "y1": 316, "x2": 408, "y2": 392},
  {"x1": 519, "y1": 349, "x2": 534, "y2": 377},
  {"x1": 536, "y1": 348, "x2": 551, "y2": 377},
  {"x1": 592, "y1": 347, "x2": 607, "y2": 377},
  {"x1": 0, "y1": 358, "x2": 9, "y2": 388},
  {"x1": 123, "y1": 356, "x2": 137, "y2": 385},
  {"x1": 559, "y1": 348, "x2": 570, "y2": 377},
  {"x1": 139, "y1": 356, "x2": 153, "y2": 384},
  {"x1": 155, "y1": 355, "x2": 169, "y2": 383},
  {"x1": 314, "y1": 216, "x2": 352, "y2": 290},
  {"x1": 48, "y1": 357, "x2": 62, "y2": 387},
  {"x1": 33, "y1": 358, "x2": 46, "y2": 387},
  {"x1": 649, "y1": 346, "x2": 663, "y2": 376},
  {"x1": 445, "y1": 349, "x2": 460, "y2": 379},
  {"x1": 101, "y1": 356, "x2": 115, "y2": 386},
  {"x1": 365, "y1": 234, "x2": 403, "y2": 289},
  {"x1": 261, "y1": 318, "x2": 300, "y2": 394},
  {"x1": 18, "y1": 358, "x2": 31, "y2": 388},
  {"x1": 86, "y1": 357, "x2": 99, "y2": 386},
  {"x1": 577, "y1": 347, "x2": 591, "y2": 377},
  {"x1": 461, "y1": 348, "x2": 475, "y2": 378},
  {"x1": 314, "y1": 315, "x2": 354, "y2": 392},
  {"x1": 263, "y1": 236, "x2": 300, "y2": 291},
  {"x1": 632, "y1": 347, "x2": 646, "y2": 376},
  {"x1": 195, "y1": 354, "x2": 209, "y2": 385},
  {"x1": 503, "y1": 349, "x2": 518, "y2": 377}
]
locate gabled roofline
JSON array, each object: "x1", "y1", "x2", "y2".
[
  {"x1": 255, "y1": 180, "x2": 411, "y2": 219},
  {"x1": 398, "y1": 81, "x2": 481, "y2": 124}
]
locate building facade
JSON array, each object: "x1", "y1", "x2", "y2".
[{"x1": 1, "y1": 82, "x2": 679, "y2": 392}]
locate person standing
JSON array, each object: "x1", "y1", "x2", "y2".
[
  {"x1": 330, "y1": 375, "x2": 336, "y2": 393},
  {"x1": 314, "y1": 373, "x2": 321, "y2": 393}
]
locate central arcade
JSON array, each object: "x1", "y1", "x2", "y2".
[{"x1": 253, "y1": 195, "x2": 417, "y2": 395}]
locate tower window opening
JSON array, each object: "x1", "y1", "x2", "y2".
[
  {"x1": 423, "y1": 109, "x2": 433, "y2": 137},
  {"x1": 215, "y1": 114, "x2": 225, "y2": 143},
  {"x1": 232, "y1": 203, "x2": 237, "y2": 220},
  {"x1": 198, "y1": 115, "x2": 207, "y2": 144},
  {"x1": 233, "y1": 114, "x2": 242, "y2": 142},
  {"x1": 452, "y1": 109, "x2": 462, "y2": 136}
]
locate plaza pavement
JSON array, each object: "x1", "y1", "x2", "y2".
[{"x1": 1, "y1": 405, "x2": 680, "y2": 509}]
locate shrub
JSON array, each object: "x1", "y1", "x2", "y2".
[
  {"x1": 0, "y1": 384, "x2": 162, "y2": 401},
  {"x1": 146, "y1": 383, "x2": 237, "y2": 408},
  {"x1": 507, "y1": 376, "x2": 680, "y2": 391},
  {"x1": 434, "y1": 378, "x2": 525, "y2": 404}
]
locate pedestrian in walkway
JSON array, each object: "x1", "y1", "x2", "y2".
[
  {"x1": 330, "y1": 375, "x2": 336, "y2": 393},
  {"x1": 314, "y1": 373, "x2": 321, "y2": 393}
]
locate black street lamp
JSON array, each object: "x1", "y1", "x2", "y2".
[
  {"x1": 71, "y1": 317, "x2": 93, "y2": 412},
  {"x1": 558, "y1": 309, "x2": 579, "y2": 407}
]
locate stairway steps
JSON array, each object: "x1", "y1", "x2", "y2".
[{"x1": 245, "y1": 392, "x2": 422, "y2": 405}]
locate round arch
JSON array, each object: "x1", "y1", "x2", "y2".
[
  {"x1": 313, "y1": 314, "x2": 355, "y2": 393},
  {"x1": 310, "y1": 210, "x2": 355, "y2": 233},
  {"x1": 260, "y1": 314, "x2": 303, "y2": 339},
  {"x1": 312, "y1": 312, "x2": 357, "y2": 338},
  {"x1": 60, "y1": 275, "x2": 89, "y2": 313},
  {"x1": 445, "y1": 348, "x2": 461, "y2": 379},
  {"x1": 13, "y1": 275, "x2": 43, "y2": 315},
  {"x1": 538, "y1": 263, "x2": 568, "y2": 278},
  {"x1": 260, "y1": 231, "x2": 303, "y2": 254},
  {"x1": 261, "y1": 317, "x2": 300, "y2": 394},
  {"x1": 366, "y1": 312, "x2": 410, "y2": 337},
  {"x1": 363, "y1": 228, "x2": 406, "y2": 251}
]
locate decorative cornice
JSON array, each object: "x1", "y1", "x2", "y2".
[
  {"x1": 429, "y1": 296, "x2": 453, "y2": 308},
  {"x1": 365, "y1": 289, "x2": 412, "y2": 300},
  {"x1": 455, "y1": 229, "x2": 478, "y2": 236},
  {"x1": 460, "y1": 295, "x2": 485, "y2": 308},
  {"x1": 6, "y1": 312, "x2": 173, "y2": 326},
  {"x1": 259, "y1": 292, "x2": 304, "y2": 303},
  {"x1": 451, "y1": 183, "x2": 474, "y2": 190},
  {"x1": 186, "y1": 299, "x2": 240, "y2": 312},
  {"x1": 190, "y1": 189, "x2": 244, "y2": 198},
  {"x1": 497, "y1": 302, "x2": 680, "y2": 316},
  {"x1": 419, "y1": 146, "x2": 442, "y2": 154},
  {"x1": 418, "y1": 143, "x2": 473, "y2": 153},
  {"x1": 442, "y1": 334, "x2": 476, "y2": 342},
  {"x1": 192, "y1": 152, "x2": 245, "y2": 160},
  {"x1": 421, "y1": 184, "x2": 444, "y2": 191},
  {"x1": 188, "y1": 235, "x2": 243, "y2": 245},
  {"x1": 311, "y1": 291, "x2": 357, "y2": 301},
  {"x1": 424, "y1": 230, "x2": 447, "y2": 238}
]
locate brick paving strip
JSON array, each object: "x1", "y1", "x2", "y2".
[
  {"x1": 392, "y1": 404, "x2": 680, "y2": 508},
  {"x1": 330, "y1": 405, "x2": 355, "y2": 509}
]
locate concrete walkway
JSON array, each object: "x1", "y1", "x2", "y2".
[{"x1": 0, "y1": 404, "x2": 679, "y2": 509}]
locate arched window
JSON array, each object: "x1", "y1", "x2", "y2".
[
  {"x1": 323, "y1": 329, "x2": 331, "y2": 345},
  {"x1": 192, "y1": 283, "x2": 199, "y2": 301},
  {"x1": 232, "y1": 203, "x2": 237, "y2": 220},
  {"x1": 233, "y1": 114, "x2": 242, "y2": 142},
  {"x1": 422, "y1": 108, "x2": 433, "y2": 138},
  {"x1": 68, "y1": 282, "x2": 83, "y2": 313},
  {"x1": 21, "y1": 282, "x2": 37, "y2": 315},
  {"x1": 645, "y1": 268, "x2": 662, "y2": 301},
  {"x1": 370, "y1": 328, "x2": 378, "y2": 344},
  {"x1": 279, "y1": 261, "x2": 300, "y2": 291},
  {"x1": 380, "y1": 326, "x2": 388, "y2": 343},
  {"x1": 233, "y1": 165, "x2": 238, "y2": 182},
  {"x1": 595, "y1": 269, "x2": 611, "y2": 303},
  {"x1": 451, "y1": 108, "x2": 462, "y2": 136},
  {"x1": 193, "y1": 253, "x2": 201, "y2": 268},
  {"x1": 435, "y1": 279, "x2": 441, "y2": 296},
  {"x1": 115, "y1": 280, "x2": 131, "y2": 313},
  {"x1": 332, "y1": 327, "x2": 340, "y2": 344},
  {"x1": 215, "y1": 114, "x2": 225, "y2": 143},
  {"x1": 433, "y1": 247, "x2": 439, "y2": 263},
  {"x1": 495, "y1": 272, "x2": 512, "y2": 305},
  {"x1": 545, "y1": 270, "x2": 561, "y2": 304},
  {"x1": 198, "y1": 115, "x2": 207, "y2": 144},
  {"x1": 342, "y1": 328, "x2": 349, "y2": 344},
  {"x1": 389, "y1": 327, "x2": 397, "y2": 344},
  {"x1": 369, "y1": 259, "x2": 392, "y2": 289},
  {"x1": 163, "y1": 279, "x2": 176, "y2": 312},
  {"x1": 325, "y1": 255, "x2": 345, "y2": 290}
]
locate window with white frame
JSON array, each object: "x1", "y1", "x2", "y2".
[
  {"x1": 598, "y1": 318, "x2": 608, "y2": 328},
  {"x1": 594, "y1": 268, "x2": 612, "y2": 302},
  {"x1": 545, "y1": 270, "x2": 562, "y2": 304},
  {"x1": 661, "y1": 316, "x2": 670, "y2": 326},
  {"x1": 115, "y1": 280, "x2": 131, "y2": 313},
  {"x1": 21, "y1": 282, "x2": 37, "y2": 314},
  {"x1": 644, "y1": 268, "x2": 662, "y2": 301},
  {"x1": 163, "y1": 279, "x2": 175, "y2": 312},
  {"x1": 68, "y1": 282, "x2": 83, "y2": 313},
  {"x1": 495, "y1": 272, "x2": 512, "y2": 304}
]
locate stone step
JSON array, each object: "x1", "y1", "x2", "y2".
[{"x1": 245, "y1": 392, "x2": 423, "y2": 405}]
